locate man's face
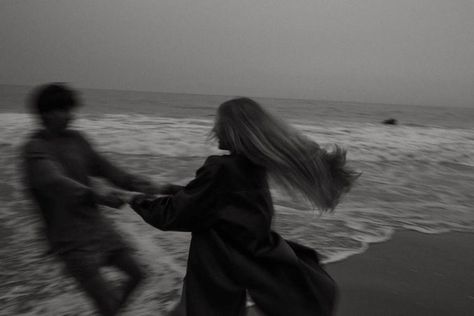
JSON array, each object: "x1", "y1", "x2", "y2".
[{"x1": 40, "y1": 108, "x2": 74, "y2": 134}]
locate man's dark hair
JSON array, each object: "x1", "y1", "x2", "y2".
[{"x1": 29, "y1": 83, "x2": 80, "y2": 114}]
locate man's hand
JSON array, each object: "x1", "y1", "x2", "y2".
[{"x1": 130, "y1": 177, "x2": 161, "y2": 195}]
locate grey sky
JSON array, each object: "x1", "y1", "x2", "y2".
[{"x1": 1, "y1": 0, "x2": 473, "y2": 107}]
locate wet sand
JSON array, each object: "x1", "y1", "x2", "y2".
[{"x1": 249, "y1": 231, "x2": 474, "y2": 316}]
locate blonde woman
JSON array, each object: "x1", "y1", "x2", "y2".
[{"x1": 129, "y1": 97, "x2": 359, "y2": 316}]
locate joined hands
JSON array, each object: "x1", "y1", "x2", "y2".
[{"x1": 95, "y1": 182, "x2": 184, "y2": 209}]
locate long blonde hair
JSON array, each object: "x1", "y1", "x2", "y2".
[{"x1": 212, "y1": 97, "x2": 359, "y2": 212}]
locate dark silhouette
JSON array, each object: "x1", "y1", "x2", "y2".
[
  {"x1": 382, "y1": 118, "x2": 398, "y2": 125},
  {"x1": 22, "y1": 83, "x2": 159, "y2": 316},
  {"x1": 129, "y1": 97, "x2": 359, "y2": 315}
]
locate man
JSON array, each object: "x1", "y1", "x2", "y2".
[{"x1": 22, "y1": 83, "x2": 158, "y2": 316}]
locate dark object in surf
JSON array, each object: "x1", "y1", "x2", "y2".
[{"x1": 382, "y1": 118, "x2": 398, "y2": 125}]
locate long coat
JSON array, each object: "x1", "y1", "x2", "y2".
[{"x1": 131, "y1": 154, "x2": 337, "y2": 316}]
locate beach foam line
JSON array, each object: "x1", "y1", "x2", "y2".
[
  {"x1": 322, "y1": 245, "x2": 369, "y2": 264},
  {"x1": 1, "y1": 113, "x2": 473, "y2": 166}
]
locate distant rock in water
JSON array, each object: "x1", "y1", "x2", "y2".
[{"x1": 382, "y1": 118, "x2": 398, "y2": 125}]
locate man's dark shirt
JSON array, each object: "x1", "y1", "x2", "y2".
[{"x1": 22, "y1": 129, "x2": 141, "y2": 253}]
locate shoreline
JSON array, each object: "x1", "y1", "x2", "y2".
[
  {"x1": 326, "y1": 230, "x2": 474, "y2": 316},
  {"x1": 247, "y1": 230, "x2": 474, "y2": 315}
]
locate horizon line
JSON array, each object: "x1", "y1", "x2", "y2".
[{"x1": 0, "y1": 83, "x2": 472, "y2": 110}]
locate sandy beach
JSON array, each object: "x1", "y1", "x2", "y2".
[
  {"x1": 248, "y1": 231, "x2": 474, "y2": 316},
  {"x1": 327, "y1": 231, "x2": 474, "y2": 316}
]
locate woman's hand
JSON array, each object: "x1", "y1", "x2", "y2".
[
  {"x1": 94, "y1": 191, "x2": 126, "y2": 208},
  {"x1": 159, "y1": 184, "x2": 184, "y2": 195},
  {"x1": 120, "y1": 191, "x2": 145, "y2": 204},
  {"x1": 118, "y1": 182, "x2": 183, "y2": 209}
]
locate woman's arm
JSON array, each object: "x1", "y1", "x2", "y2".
[{"x1": 129, "y1": 157, "x2": 223, "y2": 232}]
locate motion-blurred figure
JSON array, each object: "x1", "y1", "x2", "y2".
[{"x1": 22, "y1": 83, "x2": 157, "y2": 316}]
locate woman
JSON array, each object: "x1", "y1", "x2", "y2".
[{"x1": 129, "y1": 97, "x2": 359, "y2": 315}]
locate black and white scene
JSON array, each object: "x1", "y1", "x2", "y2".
[{"x1": 1, "y1": 1, "x2": 473, "y2": 315}]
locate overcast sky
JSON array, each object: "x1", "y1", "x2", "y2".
[{"x1": 1, "y1": 1, "x2": 473, "y2": 107}]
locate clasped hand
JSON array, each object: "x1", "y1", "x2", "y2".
[{"x1": 95, "y1": 182, "x2": 183, "y2": 209}]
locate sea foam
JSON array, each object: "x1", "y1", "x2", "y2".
[{"x1": 1, "y1": 113, "x2": 474, "y2": 265}]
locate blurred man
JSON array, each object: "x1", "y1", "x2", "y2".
[{"x1": 22, "y1": 83, "x2": 158, "y2": 316}]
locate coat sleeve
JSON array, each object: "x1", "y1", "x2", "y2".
[
  {"x1": 130, "y1": 157, "x2": 224, "y2": 232},
  {"x1": 23, "y1": 140, "x2": 94, "y2": 203}
]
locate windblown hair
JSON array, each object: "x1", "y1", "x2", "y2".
[{"x1": 212, "y1": 97, "x2": 360, "y2": 212}]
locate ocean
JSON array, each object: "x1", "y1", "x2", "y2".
[{"x1": 1, "y1": 84, "x2": 473, "y2": 314}]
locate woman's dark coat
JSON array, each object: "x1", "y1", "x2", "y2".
[{"x1": 131, "y1": 155, "x2": 337, "y2": 316}]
